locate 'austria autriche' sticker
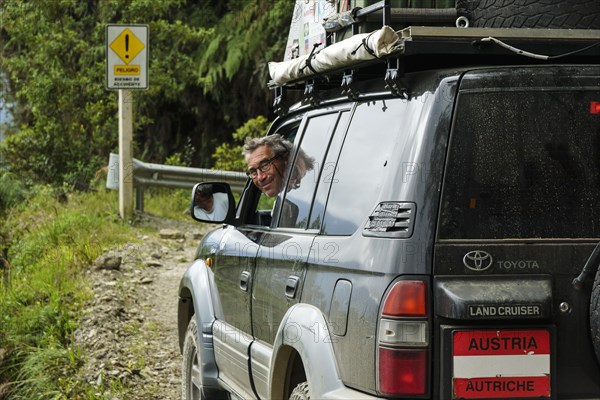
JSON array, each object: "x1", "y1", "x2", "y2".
[{"x1": 453, "y1": 329, "x2": 551, "y2": 398}]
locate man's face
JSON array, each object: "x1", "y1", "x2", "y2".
[
  {"x1": 245, "y1": 145, "x2": 287, "y2": 197},
  {"x1": 197, "y1": 194, "x2": 214, "y2": 212}
]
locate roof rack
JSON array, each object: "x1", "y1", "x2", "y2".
[
  {"x1": 270, "y1": 1, "x2": 599, "y2": 115},
  {"x1": 399, "y1": 26, "x2": 600, "y2": 58}
]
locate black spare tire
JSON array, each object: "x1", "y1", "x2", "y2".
[
  {"x1": 592, "y1": 267, "x2": 600, "y2": 366},
  {"x1": 457, "y1": 0, "x2": 600, "y2": 29}
]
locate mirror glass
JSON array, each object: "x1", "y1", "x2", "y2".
[{"x1": 192, "y1": 183, "x2": 230, "y2": 222}]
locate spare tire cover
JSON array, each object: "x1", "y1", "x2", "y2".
[
  {"x1": 592, "y1": 267, "x2": 600, "y2": 366},
  {"x1": 457, "y1": 0, "x2": 600, "y2": 29}
]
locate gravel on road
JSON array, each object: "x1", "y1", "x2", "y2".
[{"x1": 73, "y1": 214, "x2": 215, "y2": 400}]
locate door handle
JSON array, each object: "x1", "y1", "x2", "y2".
[
  {"x1": 240, "y1": 271, "x2": 251, "y2": 292},
  {"x1": 285, "y1": 275, "x2": 300, "y2": 299}
]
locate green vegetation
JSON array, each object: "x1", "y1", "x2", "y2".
[
  {"x1": 0, "y1": 170, "x2": 27, "y2": 213},
  {"x1": 143, "y1": 187, "x2": 191, "y2": 220},
  {"x1": 0, "y1": 1, "x2": 294, "y2": 396},
  {"x1": 0, "y1": 186, "x2": 135, "y2": 399},
  {"x1": 1, "y1": 0, "x2": 293, "y2": 185},
  {"x1": 0, "y1": 178, "x2": 203, "y2": 399},
  {"x1": 212, "y1": 115, "x2": 270, "y2": 172}
]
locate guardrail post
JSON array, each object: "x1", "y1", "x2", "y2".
[{"x1": 136, "y1": 186, "x2": 144, "y2": 212}]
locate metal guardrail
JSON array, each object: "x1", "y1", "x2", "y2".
[{"x1": 106, "y1": 153, "x2": 248, "y2": 211}]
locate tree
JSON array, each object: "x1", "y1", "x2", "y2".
[
  {"x1": 1, "y1": 1, "x2": 117, "y2": 185},
  {"x1": 197, "y1": 1, "x2": 294, "y2": 120},
  {"x1": 212, "y1": 115, "x2": 270, "y2": 172}
]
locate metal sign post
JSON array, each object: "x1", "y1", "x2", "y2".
[{"x1": 106, "y1": 24, "x2": 148, "y2": 220}]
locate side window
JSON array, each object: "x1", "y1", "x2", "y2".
[
  {"x1": 277, "y1": 113, "x2": 341, "y2": 229},
  {"x1": 440, "y1": 89, "x2": 600, "y2": 239},
  {"x1": 308, "y1": 111, "x2": 350, "y2": 229},
  {"x1": 322, "y1": 99, "x2": 406, "y2": 236}
]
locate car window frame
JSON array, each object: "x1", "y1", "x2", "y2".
[
  {"x1": 272, "y1": 108, "x2": 350, "y2": 232},
  {"x1": 235, "y1": 104, "x2": 354, "y2": 233}
]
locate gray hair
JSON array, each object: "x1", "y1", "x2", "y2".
[
  {"x1": 296, "y1": 147, "x2": 315, "y2": 171},
  {"x1": 242, "y1": 134, "x2": 292, "y2": 158}
]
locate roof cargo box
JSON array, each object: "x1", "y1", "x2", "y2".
[
  {"x1": 284, "y1": 0, "x2": 459, "y2": 61},
  {"x1": 352, "y1": 0, "x2": 454, "y2": 7}
]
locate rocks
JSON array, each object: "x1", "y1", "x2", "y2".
[
  {"x1": 144, "y1": 260, "x2": 163, "y2": 268},
  {"x1": 159, "y1": 229, "x2": 185, "y2": 240},
  {"x1": 73, "y1": 219, "x2": 210, "y2": 400},
  {"x1": 94, "y1": 251, "x2": 122, "y2": 270}
]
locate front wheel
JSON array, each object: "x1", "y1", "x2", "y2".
[
  {"x1": 182, "y1": 317, "x2": 203, "y2": 400},
  {"x1": 182, "y1": 316, "x2": 228, "y2": 400},
  {"x1": 290, "y1": 382, "x2": 310, "y2": 400}
]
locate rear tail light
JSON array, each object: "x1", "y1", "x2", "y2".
[
  {"x1": 378, "y1": 279, "x2": 429, "y2": 396},
  {"x1": 379, "y1": 320, "x2": 428, "y2": 346},
  {"x1": 379, "y1": 348, "x2": 428, "y2": 395},
  {"x1": 382, "y1": 280, "x2": 427, "y2": 316}
]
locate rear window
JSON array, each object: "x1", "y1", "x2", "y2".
[{"x1": 440, "y1": 89, "x2": 600, "y2": 239}]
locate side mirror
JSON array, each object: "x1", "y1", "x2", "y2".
[{"x1": 190, "y1": 182, "x2": 235, "y2": 224}]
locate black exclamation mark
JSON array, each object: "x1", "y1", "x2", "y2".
[{"x1": 125, "y1": 34, "x2": 129, "y2": 59}]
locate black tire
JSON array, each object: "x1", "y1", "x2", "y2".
[
  {"x1": 457, "y1": 0, "x2": 600, "y2": 29},
  {"x1": 290, "y1": 381, "x2": 310, "y2": 400},
  {"x1": 592, "y1": 267, "x2": 600, "y2": 366},
  {"x1": 182, "y1": 317, "x2": 204, "y2": 400},
  {"x1": 182, "y1": 317, "x2": 228, "y2": 400}
]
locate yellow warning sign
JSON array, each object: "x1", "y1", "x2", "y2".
[
  {"x1": 115, "y1": 65, "x2": 140, "y2": 76},
  {"x1": 106, "y1": 24, "x2": 148, "y2": 90},
  {"x1": 109, "y1": 28, "x2": 145, "y2": 65}
]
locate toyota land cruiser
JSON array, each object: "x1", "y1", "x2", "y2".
[{"x1": 178, "y1": 1, "x2": 600, "y2": 399}]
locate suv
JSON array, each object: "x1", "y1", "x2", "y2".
[{"x1": 178, "y1": 3, "x2": 600, "y2": 400}]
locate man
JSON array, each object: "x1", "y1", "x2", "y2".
[
  {"x1": 243, "y1": 134, "x2": 315, "y2": 227},
  {"x1": 243, "y1": 134, "x2": 293, "y2": 197},
  {"x1": 193, "y1": 184, "x2": 229, "y2": 221}
]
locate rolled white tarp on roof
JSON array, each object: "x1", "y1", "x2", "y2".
[{"x1": 268, "y1": 25, "x2": 401, "y2": 86}]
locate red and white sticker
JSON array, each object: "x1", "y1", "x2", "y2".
[{"x1": 453, "y1": 329, "x2": 550, "y2": 399}]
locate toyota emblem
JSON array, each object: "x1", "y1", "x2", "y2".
[{"x1": 463, "y1": 251, "x2": 493, "y2": 272}]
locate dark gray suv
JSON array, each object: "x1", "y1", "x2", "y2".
[{"x1": 177, "y1": 5, "x2": 600, "y2": 400}]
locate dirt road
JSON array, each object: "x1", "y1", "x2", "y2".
[{"x1": 74, "y1": 215, "x2": 215, "y2": 400}]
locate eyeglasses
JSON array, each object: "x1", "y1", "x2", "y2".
[{"x1": 246, "y1": 154, "x2": 283, "y2": 178}]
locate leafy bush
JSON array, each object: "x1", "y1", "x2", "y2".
[{"x1": 0, "y1": 169, "x2": 28, "y2": 213}]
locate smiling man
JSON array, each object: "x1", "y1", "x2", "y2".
[{"x1": 243, "y1": 134, "x2": 292, "y2": 197}]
